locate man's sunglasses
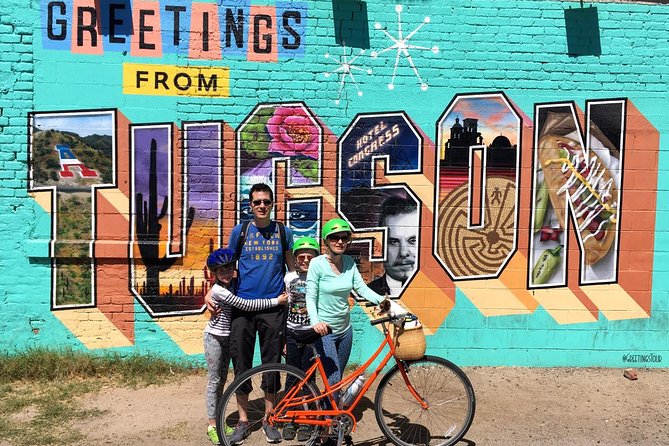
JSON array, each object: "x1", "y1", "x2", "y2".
[
  {"x1": 252, "y1": 199, "x2": 273, "y2": 206},
  {"x1": 328, "y1": 234, "x2": 351, "y2": 243}
]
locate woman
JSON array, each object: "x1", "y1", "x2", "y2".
[{"x1": 305, "y1": 218, "x2": 385, "y2": 389}]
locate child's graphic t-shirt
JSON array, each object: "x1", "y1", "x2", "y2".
[{"x1": 284, "y1": 271, "x2": 310, "y2": 329}]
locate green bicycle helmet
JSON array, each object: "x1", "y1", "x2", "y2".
[
  {"x1": 292, "y1": 236, "x2": 320, "y2": 255},
  {"x1": 321, "y1": 218, "x2": 352, "y2": 240}
]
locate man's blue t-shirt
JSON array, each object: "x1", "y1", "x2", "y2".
[{"x1": 228, "y1": 221, "x2": 293, "y2": 300}]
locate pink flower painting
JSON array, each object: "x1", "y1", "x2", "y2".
[{"x1": 266, "y1": 106, "x2": 319, "y2": 160}]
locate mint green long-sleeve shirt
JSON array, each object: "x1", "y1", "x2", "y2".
[{"x1": 305, "y1": 255, "x2": 384, "y2": 335}]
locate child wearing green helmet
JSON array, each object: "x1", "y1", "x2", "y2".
[
  {"x1": 305, "y1": 218, "x2": 387, "y2": 415},
  {"x1": 281, "y1": 236, "x2": 320, "y2": 441},
  {"x1": 285, "y1": 236, "x2": 320, "y2": 335}
]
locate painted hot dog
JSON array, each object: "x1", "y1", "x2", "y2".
[{"x1": 537, "y1": 134, "x2": 618, "y2": 265}]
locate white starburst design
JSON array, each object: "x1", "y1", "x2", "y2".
[
  {"x1": 371, "y1": 5, "x2": 439, "y2": 91},
  {"x1": 323, "y1": 44, "x2": 372, "y2": 105}
]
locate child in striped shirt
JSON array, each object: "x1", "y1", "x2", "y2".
[{"x1": 204, "y1": 248, "x2": 287, "y2": 445}]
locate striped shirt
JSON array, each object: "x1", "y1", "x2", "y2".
[{"x1": 204, "y1": 282, "x2": 279, "y2": 337}]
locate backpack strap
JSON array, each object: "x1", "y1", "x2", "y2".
[
  {"x1": 277, "y1": 221, "x2": 288, "y2": 254},
  {"x1": 234, "y1": 220, "x2": 251, "y2": 260}
]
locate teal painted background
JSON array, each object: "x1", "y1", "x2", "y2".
[{"x1": 1, "y1": 0, "x2": 667, "y2": 367}]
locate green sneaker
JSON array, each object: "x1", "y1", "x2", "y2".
[
  {"x1": 207, "y1": 425, "x2": 221, "y2": 445},
  {"x1": 224, "y1": 423, "x2": 235, "y2": 436}
]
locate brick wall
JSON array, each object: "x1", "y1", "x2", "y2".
[{"x1": 0, "y1": 0, "x2": 667, "y2": 367}]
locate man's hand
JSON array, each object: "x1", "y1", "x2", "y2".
[
  {"x1": 204, "y1": 290, "x2": 220, "y2": 315},
  {"x1": 277, "y1": 292, "x2": 288, "y2": 305},
  {"x1": 313, "y1": 322, "x2": 330, "y2": 336}
]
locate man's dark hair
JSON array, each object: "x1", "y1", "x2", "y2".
[
  {"x1": 249, "y1": 183, "x2": 274, "y2": 202},
  {"x1": 378, "y1": 195, "x2": 418, "y2": 226}
]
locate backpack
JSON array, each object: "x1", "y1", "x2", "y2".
[{"x1": 234, "y1": 220, "x2": 288, "y2": 260}]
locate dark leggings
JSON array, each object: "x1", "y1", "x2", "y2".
[{"x1": 285, "y1": 333, "x2": 315, "y2": 390}]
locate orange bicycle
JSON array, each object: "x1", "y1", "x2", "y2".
[{"x1": 216, "y1": 311, "x2": 475, "y2": 446}]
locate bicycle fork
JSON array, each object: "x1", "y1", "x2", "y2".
[{"x1": 397, "y1": 361, "x2": 430, "y2": 410}]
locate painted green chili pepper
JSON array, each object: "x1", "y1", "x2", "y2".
[
  {"x1": 532, "y1": 245, "x2": 563, "y2": 285},
  {"x1": 533, "y1": 180, "x2": 549, "y2": 233}
]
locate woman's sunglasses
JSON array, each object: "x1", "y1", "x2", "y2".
[
  {"x1": 252, "y1": 199, "x2": 273, "y2": 207},
  {"x1": 328, "y1": 234, "x2": 351, "y2": 243}
]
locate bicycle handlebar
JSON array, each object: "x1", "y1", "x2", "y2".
[
  {"x1": 370, "y1": 315, "x2": 393, "y2": 325},
  {"x1": 369, "y1": 312, "x2": 417, "y2": 326}
]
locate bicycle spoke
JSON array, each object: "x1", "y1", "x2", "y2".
[
  {"x1": 217, "y1": 364, "x2": 324, "y2": 446},
  {"x1": 374, "y1": 356, "x2": 475, "y2": 446}
]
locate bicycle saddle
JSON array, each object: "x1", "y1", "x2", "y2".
[{"x1": 289, "y1": 326, "x2": 332, "y2": 344}]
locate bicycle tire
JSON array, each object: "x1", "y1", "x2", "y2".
[
  {"x1": 374, "y1": 355, "x2": 475, "y2": 446},
  {"x1": 216, "y1": 363, "x2": 324, "y2": 446}
]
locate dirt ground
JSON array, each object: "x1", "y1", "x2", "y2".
[{"x1": 67, "y1": 367, "x2": 667, "y2": 446}]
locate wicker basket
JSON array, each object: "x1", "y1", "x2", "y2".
[{"x1": 392, "y1": 323, "x2": 426, "y2": 360}]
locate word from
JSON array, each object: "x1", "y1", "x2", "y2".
[{"x1": 123, "y1": 63, "x2": 230, "y2": 97}]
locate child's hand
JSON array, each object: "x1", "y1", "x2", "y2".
[{"x1": 277, "y1": 292, "x2": 288, "y2": 305}]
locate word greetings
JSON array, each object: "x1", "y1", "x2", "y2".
[{"x1": 41, "y1": 0, "x2": 307, "y2": 62}]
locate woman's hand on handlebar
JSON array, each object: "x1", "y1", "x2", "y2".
[
  {"x1": 378, "y1": 296, "x2": 391, "y2": 314},
  {"x1": 313, "y1": 322, "x2": 330, "y2": 336}
]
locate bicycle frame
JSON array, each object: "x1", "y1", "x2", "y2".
[{"x1": 269, "y1": 319, "x2": 429, "y2": 431}]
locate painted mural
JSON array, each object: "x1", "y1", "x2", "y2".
[
  {"x1": 27, "y1": 93, "x2": 660, "y2": 341},
  {"x1": 5, "y1": 0, "x2": 667, "y2": 366},
  {"x1": 28, "y1": 110, "x2": 116, "y2": 309},
  {"x1": 436, "y1": 94, "x2": 521, "y2": 279},
  {"x1": 530, "y1": 101, "x2": 624, "y2": 286},
  {"x1": 339, "y1": 113, "x2": 421, "y2": 298}
]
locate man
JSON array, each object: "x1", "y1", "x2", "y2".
[
  {"x1": 368, "y1": 196, "x2": 418, "y2": 297},
  {"x1": 207, "y1": 183, "x2": 294, "y2": 444}
]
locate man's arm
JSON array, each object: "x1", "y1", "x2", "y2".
[
  {"x1": 283, "y1": 224, "x2": 295, "y2": 271},
  {"x1": 226, "y1": 224, "x2": 240, "y2": 253},
  {"x1": 285, "y1": 249, "x2": 296, "y2": 272}
]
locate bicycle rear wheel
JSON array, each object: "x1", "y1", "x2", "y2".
[
  {"x1": 374, "y1": 355, "x2": 475, "y2": 446},
  {"x1": 216, "y1": 363, "x2": 324, "y2": 446}
]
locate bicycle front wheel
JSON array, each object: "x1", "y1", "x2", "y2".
[
  {"x1": 374, "y1": 356, "x2": 475, "y2": 446},
  {"x1": 216, "y1": 363, "x2": 324, "y2": 446}
]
